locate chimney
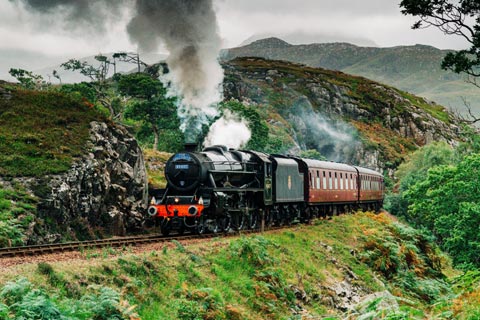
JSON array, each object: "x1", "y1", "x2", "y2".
[{"x1": 184, "y1": 143, "x2": 198, "y2": 152}]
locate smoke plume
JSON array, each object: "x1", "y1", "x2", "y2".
[
  {"x1": 203, "y1": 110, "x2": 251, "y2": 149},
  {"x1": 14, "y1": 0, "x2": 228, "y2": 143},
  {"x1": 127, "y1": 0, "x2": 224, "y2": 142},
  {"x1": 13, "y1": 0, "x2": 129, "y2": 33}
]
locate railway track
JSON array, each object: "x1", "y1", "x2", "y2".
[{"x1": 0, "y1": 227, "x2": 280, "y2": 259}]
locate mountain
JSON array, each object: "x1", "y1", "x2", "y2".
[
  {"x1": 222, "y1": 57, "x2": 463, "y2": 172},
  {"x1": 238, "y1": 31, "x2": 377, "y2": 47},
  {"x1": 0, "y1": 49, "x2": 71, "y2": 81},
  {"x1": 222, "y1": 38, "x2": 480, "y2": 116}
]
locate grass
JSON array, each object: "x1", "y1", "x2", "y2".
[
  {"x1": 0, "y1": 85, "x2": 105, "y2": 177},
  {"x1": 396, "y1": 90, "x2": 451, "y2": 124},
  {"x1": 143, "y1": 149, "x2": 171, "y2": 188},
  {"x1": 0, "y1": 187, "x2": 38, "y2": 247},
  {"x1": 0, "y1": 211, "x2": 466, "y2": 319}
]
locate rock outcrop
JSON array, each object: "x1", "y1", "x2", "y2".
[
  {"x1": 3, "y1": 121, "x2": 148, "y2": 243},
  {"x1": 222, "y1": 57, "x2": 464, "y2": 172}
]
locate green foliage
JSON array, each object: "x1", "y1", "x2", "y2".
[
  {"x1": 174, "y1": 288, "x2": 226, "y2": 320},
  {"x1": 81, "y1": 286, "x2": 125, "y2": 320},
  {"x1": 405, "y1": 154, "x2": 480, "y2": 268},
  {"x1": 0, "y1": 278, "x2": 133, "y2": 320},
  {"x1": 229, "y1": 236, "x2": 275, "y2": 268},
  {"x1": 8, "y1": 68, "x2": 48, "y2": 90},
  {"x1": 385, "y1": 141, "x2": 455, "y2": 217},
  {"x1": 61, "y1": 55, "x2": 118, "y2": 118},
  {"x1": 220, "y1": 100, "x2": 269, "y2": 151},
  {"x1": 0, "y1": 188, "x2": 37, "y2": 247},
  {"x1": 299, "y1": 149, "x2": 326, "y2": 160},
  {"x1": 58, "y1": 82, "x2": 97, "y2": 104},
  {"x1": 119, "y1": 73, "x2": 183, "y2": 151}
]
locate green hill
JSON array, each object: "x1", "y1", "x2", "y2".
[{"x1": 223, "y1": 38, "x2": 479, "y2": 116}]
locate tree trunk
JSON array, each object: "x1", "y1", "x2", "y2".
[{"x1": 153, "y1": 125, "x2": 159, "y2": 150}]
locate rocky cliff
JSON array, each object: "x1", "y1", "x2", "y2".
[
  {"x1": 0, "y1": 86, "x2": 148, "y2": 245},
  {"x1": 222, "y1": 57, "x2": 463, "y2": 173}
]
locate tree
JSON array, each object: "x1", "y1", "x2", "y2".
[
  {"x1": 112, "y1": 52, "x2": 148, "y2": 74},
  {"x1": 384, "y1": 141, "x2": 455, "y2": 219},
  {"x1": 61, "y1": 55, "x2": 118, "y2": 118},
  {"x1": 8, "y1": 68, "x2": 48, "y2": 90},
  {"x1": 404, "y1": 154, "x2": 480, "y2": 268},
  {"x1": 118, "y1": 73, "x2": 179, "y2": 150}
]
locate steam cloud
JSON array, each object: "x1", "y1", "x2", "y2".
[
  {"x1": 203, "y1": 110, "x2": 251, "y2": 149},
  {"x1": 291, "y1": 97, "x2": 361, "y2": 162},
  {"x1": 15, "y1": 0, "x2": 243, "y2": 145}
]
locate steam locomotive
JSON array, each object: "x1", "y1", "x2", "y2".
[{"x1": 148, "y1": 145, "x2": 384, "y2": 235}]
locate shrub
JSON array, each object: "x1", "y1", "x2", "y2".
[{"x1": 229, "y1": 236, "x2": 276, "y2": 268}]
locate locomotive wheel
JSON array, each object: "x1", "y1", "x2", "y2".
[
  {"x1": 231, "y1": 212, "x2": 245, "y2": 231},
  {"x1": 248, "y1": 210, "x2": 259, "y2": 230},
  {"x1": 196, "y1": 216, "x2": 206, "y2": 235},
  {"x1": 178, "y1": 224, "x2": 185, "y2": 236},
  {"x1": 264, "y1": 209, "x2": 273, "y2": 227},
  {"x1": 161, "y1": 221, "x2": 171, "y2": 236},
  {"x1": 212, "y1": 215, "x2": 230, "y2": 234},
  {"x1": 303, "y1": 208, "x2": 312, "y2": 224}
]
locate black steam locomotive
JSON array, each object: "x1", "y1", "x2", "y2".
[{"x1": 148, "y1": 145, "x2": 384, "y2": 235}]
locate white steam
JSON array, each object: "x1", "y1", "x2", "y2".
[
  {"x1": 292, "y1": 97, "x2": 360, "y2": 162},
  {"x1": 203, "y1": 110, "x2": 251, "y2": 149}
]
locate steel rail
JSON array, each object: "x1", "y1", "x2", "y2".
[{"x1": 0, "y1": 226, "x2": 285, "y2": 259}]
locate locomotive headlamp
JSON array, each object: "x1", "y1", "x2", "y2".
[
  {"x1": 147, "y1": 206, "x2": 157, "y2": 216},
  {"x1": 174, "y1": 197, "x2": 180, "y2": 203},
  {"x1": 150, "y1": 197, "x2": 156, "y2": 205},
  {"x1": 198, "y1": 197, "x2": 204, "y2": 205}
]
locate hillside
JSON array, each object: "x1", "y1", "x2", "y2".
[
  {"x1": 222, "y1": 57, "x2": 463, "y2": 172},
  {"x1": 222, "y1": 38, "x2": 480, "y2": 116},
  {"x1": 2, "y1": 211, "x2": 479, "y2": 319}
]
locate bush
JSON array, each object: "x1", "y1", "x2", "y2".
[{"x1": 229, "y1": 236, "x2": 276, "y2": 268}]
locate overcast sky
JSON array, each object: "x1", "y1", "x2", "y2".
[{"x1": 0, "y1": 0, "x2": 470, "y2": 77}]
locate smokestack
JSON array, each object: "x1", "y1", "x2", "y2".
[{"x1": 184, "y1": 143, "x2": 198, "y2": 152}]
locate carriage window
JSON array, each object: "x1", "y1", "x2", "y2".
[
  {"x1": 340, "y1": 173, "x2": 343, "y2": 190},
  {"x1": 310, "y1": 172, "x2": 314, "y2": 188},
  {"x1": 329, "y1": 172, "x2": 332, "y2": 189},
  {"x1": 323, "y1": 171, "x2": 327, "y2": 190},
  {"x1": 316, "y1": 171, "x2": 320, "y2": 189},
  {"x1": 334, "y1": 172, "x2": 338, "y2": 189}
]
